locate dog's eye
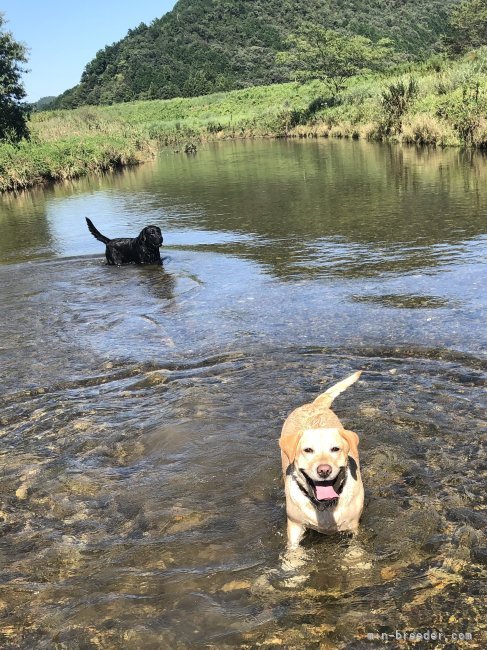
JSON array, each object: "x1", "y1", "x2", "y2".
[
  {"x1": 331, "y1": 446, "x2": 340, "y2": 452},
  {"x1": 303, "y1": 447, "x2": 314, "y2": 454}
]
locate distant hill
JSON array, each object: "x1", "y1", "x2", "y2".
[
  {"x1": 34, "y1": 96, "x2": 57, "y2": 111},
  {"x1": 54, "y1": 0, "x2": 459, "y2": 108}
]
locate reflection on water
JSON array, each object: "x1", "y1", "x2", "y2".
[{"x1": 0, "y1": 140, "x2": 486, "y2": 648}]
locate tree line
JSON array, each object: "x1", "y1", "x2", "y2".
[
  {"x1": 2, "y1": 0, "x2": 487, "y2": 143},
  {"x1": 52, "y1": 0, "x2": 456, "y2": 109}
]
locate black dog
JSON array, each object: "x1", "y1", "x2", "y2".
[{"x1": 86, "y1": 218, "x2": 163, "y2": 265}]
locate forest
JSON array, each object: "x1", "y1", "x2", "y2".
[{"x1": 53, "y1": 0, "x2": 458, "y2": 108}]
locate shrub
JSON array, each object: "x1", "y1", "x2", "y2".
[
  {"x1": 437, "y1": 81, "x2": 487, "y2": 146},
  {"x1": 380, "y1": 77, "x2": 419, "y2": 135},
  {"x1": 206, "y1": 122, "x2": 225, "y2": 134},
  {"x1": 435, "y1": 73, "x2": 454, "y2": 95}
]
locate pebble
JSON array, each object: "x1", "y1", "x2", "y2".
[{"x1": 15, "y1": 485, "x2": 29, "y2": 500}]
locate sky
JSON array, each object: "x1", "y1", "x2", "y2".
[{"x1": 2, "y1": 1, "x2": 177, "y2": 102}]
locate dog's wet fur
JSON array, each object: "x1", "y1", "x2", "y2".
[
  {"x1": 279, "y1": 372, "x2": 364, "y2": 548},
  {"x1": 86, "y1": 217, "x2": 163, "y2": 265}
]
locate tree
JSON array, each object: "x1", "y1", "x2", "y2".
[
  {"x1": 0, "y1": 13, "x2": 29, "y2": 142},
  {"x1": 182, "y1": 70, "x2": 211, "y2": 97},
  {"x1": 277, "y1": 25, "x2": 393, "y2": 96},
  {"x1": 447, "y1": 0, "x2": 487, "y2": 53}
]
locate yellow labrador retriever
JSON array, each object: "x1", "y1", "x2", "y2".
[{"x1": 279, "y1": 371, "x2": 364, "y2": 548}]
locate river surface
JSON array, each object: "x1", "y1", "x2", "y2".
[{"x1": 0, "y1": 140, "x2": 486, "y2": 649}]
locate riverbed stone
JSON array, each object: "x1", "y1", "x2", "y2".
[{"x1": 471, "y1": 547, "x2": 487, "y2": 565}]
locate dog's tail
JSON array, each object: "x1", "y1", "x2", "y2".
[
  {"x1": 86, "y1": 217, "x2": 110, "y2": 244},
  {"x1": 312, "y1": 371, "x2": 362, "y2": 409}
]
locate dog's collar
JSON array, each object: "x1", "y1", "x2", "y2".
[{"x1": 287, "y1": 464, "x2": 348, "y2": 511}]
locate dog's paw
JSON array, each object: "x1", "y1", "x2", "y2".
[
  {"x1": 280, "y1": 545, "x2": 309, "y2": 572},
  {"x1": 339, "y1": 544, "x2": 373, "y2": 571}
]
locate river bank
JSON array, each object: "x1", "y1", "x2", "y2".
[{"x1": 1, "y1": 49, "x2": 486, "y2": 192}]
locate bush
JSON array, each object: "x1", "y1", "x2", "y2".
[
  {"x1": 206, "y1": 121, "x2": 225, "y2": 133},
  {"x1": 380, "y1": 77, "x2": 419, "y2": 135},
  {"x1": 437, "y1": 81, "x2": 487, "y2": 146}
]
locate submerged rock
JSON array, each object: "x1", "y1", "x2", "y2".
[{"x1": 471, "y1": 547, "x2": 487, "y2": 565}]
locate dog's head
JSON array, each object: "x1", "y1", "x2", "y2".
[
  {"x1": 295, "y1": 427, "x2": 357, "y2": 479},
  {"x1": 280, "y1": 423, "x2": 359, "y2": 505},
  {"x1": 140, "y1": 225, "x2": 163, "y2": 248}
]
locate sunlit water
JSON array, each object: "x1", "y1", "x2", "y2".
[{"x1": 0, "y1": 140, "x2": 486, "y2": 648}]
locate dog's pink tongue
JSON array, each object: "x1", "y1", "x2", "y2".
[{"x1": 316, "y1": 485, "x2": 339, "y2": 500}]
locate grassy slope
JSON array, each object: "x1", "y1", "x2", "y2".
[{"x1": 1, "y1": 50, "x2": 486, "y2": 192}]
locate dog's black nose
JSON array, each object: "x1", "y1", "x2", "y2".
[{"x1": 317, "y1": 464, "x2": 332, "y2": 478}]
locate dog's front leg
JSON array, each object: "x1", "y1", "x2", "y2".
[
  {"x1": 287, "y1": 518, "x2": 306, "y2": 549},
  {"x1": 109, "y1": 248, "x2": 124, "y2": 266}
]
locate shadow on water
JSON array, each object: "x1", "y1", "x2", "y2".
[{"x1": 0, "y1": 140, "x2": 486, "y2": 648}]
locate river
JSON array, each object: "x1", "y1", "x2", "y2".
[{"x1": 0, "y1": 140, "x2": 485, "y2": 648}]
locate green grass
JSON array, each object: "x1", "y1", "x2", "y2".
[{"x1": 1, "y1": 49, "x2": 487, "y2": 192}]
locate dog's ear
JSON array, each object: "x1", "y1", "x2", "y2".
[
  {"x1": 279, "y1": 430, "x2": 303, "y2": 465},
  {"x1": 279, "y1": 408, "x2": 308, "y2": 465},
  {"x1": 339, "y1": 429, "x2": 360, "y2": 462},
  {"x1": 139, "y1": 228, "x2": 148, "y2": 244}
]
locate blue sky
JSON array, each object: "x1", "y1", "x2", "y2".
[{"x1": 2, "y1": 1, "x2": 176, "y2": 102}]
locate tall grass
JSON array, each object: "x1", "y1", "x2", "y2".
[{"x1": 1, "y1": 49, "x2": 487, "y2": 192}]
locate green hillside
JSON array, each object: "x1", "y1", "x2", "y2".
[{"x1": 54, "y1": 0, "x2": 458, "y2": 108}]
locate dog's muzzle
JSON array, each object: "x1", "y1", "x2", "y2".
[{"x1": 293, "y1": 466, "x2": 348, "y2": 511}]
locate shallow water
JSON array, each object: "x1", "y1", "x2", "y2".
[{"x1": 0, "y1": 140, "x2": 486, "y2": 648}]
